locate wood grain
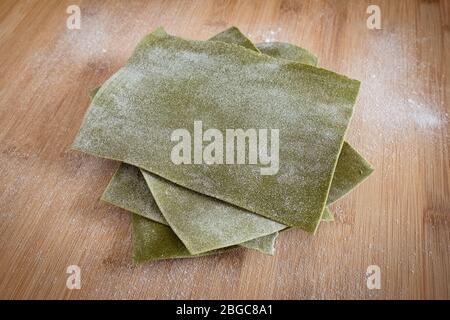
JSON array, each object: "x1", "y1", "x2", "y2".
[{"x1": 0, "y1": 0, "x2": 448, "y2": 299}]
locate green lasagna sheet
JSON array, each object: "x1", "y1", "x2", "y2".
[
  {"x1": 74, "y1": 28, "x2": 360, "y2": 231},
  {"x1": 142, "y1": 169, "x2": 285, "y2": 254}
]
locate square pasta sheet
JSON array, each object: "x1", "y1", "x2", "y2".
[{"x1": 74, "y1": 27, "x2": 361, "y2": 231}]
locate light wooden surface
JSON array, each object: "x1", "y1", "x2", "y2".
[{"x1": 0, "y1": 0, "x2": 449, "y2": 300}]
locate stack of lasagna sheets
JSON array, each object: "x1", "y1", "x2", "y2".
[{"x1": 73, "y1": 27, "x2": 373, "y2": 262}]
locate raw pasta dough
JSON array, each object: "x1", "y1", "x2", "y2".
[{"x1": 73, "y1": 28, "x2": 360, "y2": 230}]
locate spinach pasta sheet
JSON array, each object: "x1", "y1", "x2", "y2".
[{"x1": 73, "y1": 27, "x2": 361, "y2": 231}]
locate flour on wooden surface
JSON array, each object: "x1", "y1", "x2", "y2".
[
  {"x1": 358, "y1": 32, "x2": 448, "y2": 146},
  {"x1": 248, "y1": 27, "x2": 283, "y2": 43}
]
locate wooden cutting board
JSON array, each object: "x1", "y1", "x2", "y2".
[{"x1": 0, "y1": 0, "x2": 448, "y2": 299}]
